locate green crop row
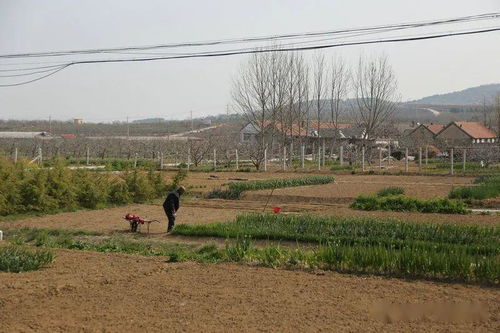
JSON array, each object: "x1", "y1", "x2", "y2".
[
  {"x1": 449, "y1": 176, "x2": 500, "y2": 200},
  {"x1": 170, "y1": 214, "x2": 499, "y2": 283},
  {"x1": 7, "y1": 227, "x2": 499, "y2": 284},
  {"x1": 350, "y1": 195, "x2": 469, "y2": 214},
  {"x1": 207, "y1": 175, "x2": 335, "y2": 199},
  {"x1": 172, "y1": 213, "x2": 498, "y2": 247},
  {"x1": 0, "y1": 246, "x2": 54, "y2": 273},
  {"x1": 377, "y1": 186, "x2": 405, "y2": 197}
]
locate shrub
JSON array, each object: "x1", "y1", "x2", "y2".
[
  {"x1": 377, "y1": 186, "x2": 405, "y2": 197},
  {"x1": 148, "y1": 169, "x2": 168, "y2": 197},
  {"x1": 74, "y1": 171, "x2": 108, "y2": 209},
  {"x1": 168, "y1": 168, "x2": 188, "y2": 191},
  {"x1": 20, "y1": 170, "x2": 58, "y2": 212},
  {"x1": 46, "y1": 161, "x2": 77, "y2": 209},
  {"x1": 108, "y1": 180, "x2": 132, "y2": 205},
  {"x1": 0, "y1": 158, "x2": 174, "y2": 216},
  {"x1": 0, "y1": 246, "x2": 54, "y2": 273},
  {"x1": 126, "y1": 170, "x2": 155, "y2": 203}
]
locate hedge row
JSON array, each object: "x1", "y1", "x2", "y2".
[{"x1": 0, "y1": 159, "x2": 179, "y2": 216}]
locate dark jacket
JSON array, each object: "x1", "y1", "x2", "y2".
[{"x1": 163, "y1": 190, "x2": 180, "y2": 214}]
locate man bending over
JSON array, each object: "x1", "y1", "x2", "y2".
[{"x1": 163, "y1": 186, "x2": 185, "y2": 233}]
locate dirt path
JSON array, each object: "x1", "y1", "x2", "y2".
[{"x1": 0, "y1": 249, "x2": 498, "y2": 332}]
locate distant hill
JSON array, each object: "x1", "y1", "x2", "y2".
[
  {"x1": 408, "y1": 83, "x2": 500, "y2": 105},
  {"x1": 131, "y1": 118, "x2": 165, "y2": 124}
]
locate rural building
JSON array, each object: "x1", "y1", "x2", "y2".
[
  {"x1": 239, "y1": 123, "x2": 261, "y2": 144},
  {"x1": 0, "y1": 131, "x2": 53, "y2": 139},
  {"x1": 73, "y1": 118, "x2": 84, "y2": 125},
  {"x1": 60, "y1": 134, "x2": 77, "y2": 139},
  {"x1": 435, "y1": 121, "x2": 498, "y2": 146},
  {"x1": 239, "y1": 121, "x2": 353, "y2": 145},
  {"x1": 405, "y1": 123, "x2": 445, "y2": 147}
]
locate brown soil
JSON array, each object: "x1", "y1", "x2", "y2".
[
  {"x1": 250, "y1": 174, "x2": 475, "y2": 200},
  {"x1": 2, "y1": 197, "x2": 497, "y2": 238},
  {"x1": 0, "y1": 249, "x2": 498, "y2": 332},
  {"x1": 0, "y1": 204, "x2": 241, "y2": 235},
  {"x1": 1, "y1": 172, "x2": 498, "y2": 332}
]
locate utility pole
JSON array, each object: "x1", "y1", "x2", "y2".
[
  {"x1": 450, "y1": 148, "x2": 454, "y2": 175},
  {"x1": 190, "y1": 111, "x2": 194, "y2": 131},
  {"x1": 126, "y1": 116, "x2": 130, "y2": 140},
  {"x1": 340, "y1": 145, "x2": 344, "y2": 166},
  {"x1": 264, "y1": 148, "x2": 267, "y2": 172},
  {"x1": 361, "y1": 146, "x2": 365, "y2": 172},
  {"x1": 301, "y1": 144, "x2": 305, "y2": 169},
  {"x1": 48, "y1": 115, "x2": 52, "y2": 133},
  {"x1": 419, "y1": 147, "x2": 422, "y2": 172},
  {"x1": 405, "y1": 148, "x2": 409, "y2": 172},
  {"x1": 317, "y1": 147, "x2": 321, "y2": 171},
  {"x1": 235, "y1": 149, "x2": 239, "y2": 171}
]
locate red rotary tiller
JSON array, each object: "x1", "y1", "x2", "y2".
[{"x1": 124, "y1": 213, "x2": 159, "y2": 233}]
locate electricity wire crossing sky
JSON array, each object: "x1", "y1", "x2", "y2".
[
  {"x1": 0, "y1": 12, "x2": 499, "y2": 88},
  {"x1": 1, "y1": 1, "x2": 499, "y2": 121}
]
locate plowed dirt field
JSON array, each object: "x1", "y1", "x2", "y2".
[{"x1": 1, "y1": 249, "x2": 498, "y2": 332}]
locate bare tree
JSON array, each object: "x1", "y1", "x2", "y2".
[
  {"x1": 283, "y1": 52, "x2": 298, "y2": 146},
  {"x1": 329, "y1": 56, "x2": 350, "y2": 146},
  {"x1": 231, "y1": 52, "x2": 271, "y2": 169},
  {"x1": 267, "y1": 49, "x2": 289, "y2": 151},
  {"x1": 312, "y1": 54, "x2": 327, "y2": 140},
  {"x1": 495, "y1": 93, "x2": 500, "y2": 136},
  {"x1": 294, "y1": 54, "x2": 311, "y2": 146},
  {"x1": 188, "y1": 139, "x2": 211, "y2": 167},
  {"x1": 352, "y1": 55, "x2": 399, "y2": 141},
  {"x1": 231, "y1": 48, "x2": 291, "y2": 169}
]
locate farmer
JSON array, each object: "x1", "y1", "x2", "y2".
[{"x1": 163, "y1": 186, "x2": 185, "y2": 233}]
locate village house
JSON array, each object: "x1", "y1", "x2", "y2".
[
  {"x1": 405, "y1": 123, "x2": 445, "y2": 147},
  {"x1": 239, "y1": 121, "x2": 353, "y2": 146},
  {"x1": 435, "y1": 121, "x2": 498, "y2": 146}
]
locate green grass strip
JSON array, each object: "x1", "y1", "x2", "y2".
[
  {"x1": 0, "y1": 246, "x2": 54, "y2": 273},
  {"x1": 449, "y1": 176, "x2": 500, "y2": 200},
  {"x1": 207, "y1": 175, "x2": 335, "y2": 199},
  {"x1": 351, "y1": 195, "x2": 470, "y2": 214},
  {"x1": 172, "y1": 213, "x2": 499, "y2": 247},
  {"x1": 8, "y1": 227, "x2": 499, "y2": 284}
]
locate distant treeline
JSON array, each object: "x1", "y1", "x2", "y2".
[{"x1": 0, "y1": 119, "x2": 203, "y2": 136}]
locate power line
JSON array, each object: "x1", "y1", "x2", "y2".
[
  {"x1": 0, "y1": 65, "x2": 69, "y2": 87},
  {"x1": 0, "y1": 22, "x2": 498, "y2": 87},
  {"x1": 0, "y1": 12, "x2": 497, "y2": 59}
]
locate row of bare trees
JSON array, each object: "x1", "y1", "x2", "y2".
[{"x1": 231, "y1": 48, "x2": 399, "y2": 169}]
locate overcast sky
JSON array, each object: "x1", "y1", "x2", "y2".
[{"x1": 0, "y1": 0, "x2": 499, "y2": 122}]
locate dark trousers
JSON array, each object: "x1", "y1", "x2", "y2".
[{"x1": 163, "y1": 206, "x2": 175, "y2": 230}]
